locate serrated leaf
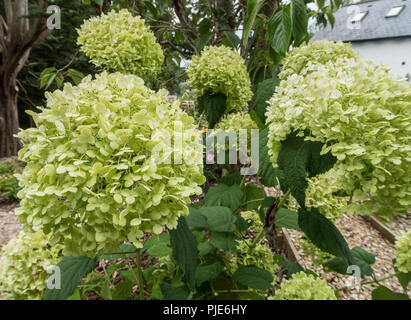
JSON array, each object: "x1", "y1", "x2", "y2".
[
  {"x1": 210, "y1": 231, "x2": 238, "y2": 251},
  {"x1": 243, "y1": 0, "x2": 264, "y2": 47},
  {"x1": 112, "y1": 281, "x2": 133, "y2": 300},
  {"x1": 199, "y1": 206, "x2": 237, "y2": 232},
  {"x1": 281, "y1": 258, "x2": 304, "y2": 278},
  {"x1": 160, "y1": 283, "x2": 189, "y2": 300},
  {"x1": 242, "y1": 184, "x2": 264, "y2": 211},
  {"x1": 268, "y1": 6, "x2": 292, "y2": 55},
  {"x1": 195, "y1": 261, "x2": 224, "y2": 286},
  {"x1": 324, "y1": 246, "x2": 375, "y2": 277},
  {"x1": 169, "y1": 217, "x2": 198, "y2": 291},
  {"x1": 43, "y1": 256, "x2": 97, "y2": 300},
  {"x1": 143, "y1": 234, "x2": 172, "y2": 257},
  {"x1": 298, "y1": 207, "x2": 354, "y2": 265},
  {"x1": 198, "y1": 92, "x2": 227, "y2": 129},
  {"x1": 371, "y1": 286, "x2": 410, "y2": 300},
  {"x1": 218, "y1": 171, "x2": 242, "y2": 186},
  {"x1": 291, "y1": 0, "x2": 308, "y2": 46},
  {"x1": 204, "y1": 184, "x2": 243, "y2": 212},
  {"x1": 253, "y1": 77, "x2": 280, "y2": 124},
  {"x1": 277, "y1": 131, "x2": 336, "y2": 207},
  {"x1": 275, "y1": 208, "x2": 301, "y2": 231},
  {"x1": 186, "y1": 207, "x2": 209, "y2": 230},
  {"x1": 232, "y1": 266, "x2": 273, "y2": 290},
  {"x1": 258, "y1": 128, "x2": 283, "y2": 187}
]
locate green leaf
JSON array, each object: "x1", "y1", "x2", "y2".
[
  {"x1": 298, "y1": 207, "x2": 355, "y2": 264},
  {"x1": 195, "y1": 262, "x2": 224, "y2": 286},
  {"x1": 291, "y1": 0, "x2": 308, "y2": 46},
  {"x1": 371, "y1": 286, "x2": 410, "y2": 300},
  {"x1": 277, "y1": 132, "x2": 310, "y2": 207},
  {"x1": 268, "y1": 6, "x2": 292, "y2": 55},
  {"x1": 169, "y1": 217, "x2": 198, "y2": 291},
  {"x1": 112, "y1": 281, "x2": 133, "y2": 300},
  {"x1": 196, "y1": 35, "x2": 212, "y2": 53},
  {"x1": 143, "y1": 234, "x2": 172, "y2": 257},
  {"x1": 66, "y1": 289, "x2": 82, "y2": 300},
  {"x1": 204, "y1": 184, "x2": 243, "y2": 212},
  {"x1": 275, "y1": 208, "x2": 301, "y2": 231},
  {"x1": 242, "y1": 184, "x2": 264, "y2": 211},
  {"x1": 224, "y1": 31, "x2": 241, "y2": 50},
  {"x1": 67, "y1": 69, "x2": 85, "y2": 85},
  {"x1": 258, "y1": 128, "x2": 283, "y2": 187},
  {"x1": 186, "y1": 207, "x2": 209, "y2": 230},
  {"x1": 199, "y1": 206, "x2": 237, "y2": 232},
  {"x1": 218, "y1": 171, "x2": 242, "y2": 186},
  {"x1": 253, "y1": 77, "x2": 280, "y2": 124},
  {"x1": 243, "y1": 0, "x2": 265, "y2": 47},
  {"x1": 43, "y1": 256, "x2": 97, "y2": 300},
  {"x1": 210, "y1": 231, "x2": 238, "y2": 251},
  {"x1": 198, "y1": 92, "x2": 227, "y2": 129},
  {"x1": 324, "y1": 247, "x2": 376, "y2": 277},
  {"x1": 232, "y1": 266, "x2": 273, "y2": 290},
  {"x1": 160, "y1": 283, "x2": 189, "y2": 300},
  {"x1": 281, "y1": 258, "x2": 304, "y2": 278},
  {"x1": 198, "y1": 242, "x2": 213, "y2": 256}
]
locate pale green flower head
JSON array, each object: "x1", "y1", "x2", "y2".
[
  {"x1": 240, "y1": 210, "x2": 264, "y2": 234},
  {"x1": 0, "y1": 231, "x2": 63, "y2": 300},
  {"x1": 77, "y1": 9, "x2": 164, "y2": 78},
  {"x1": 214, "y1": 112, "x2": 258, "y2": 152},
  {"x1": 16, "y1": 71, "x2": 205, "y2": 256},
  {"x1": 271, "y1": 272, "x2": 336, "y2": 300},
  {"x1": 232, "y1": 239, "x2": 278, "y2": 279},
  {"x1": 394, "y1": 229, "x2": 411, "y2": 274},
  {"x1": 305, "y1": 169, "x2": 346, "y2": 222},
  {"x1": 266, "y1": 40, "x2": 411, "y2": 218},
  {"x1": 187, "y1": 46, "x2": 253, "y2": 111}
]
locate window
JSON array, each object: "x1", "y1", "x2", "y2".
[
  {"x1": 386, "y1": 5, "x2": 405, "y2": 17},
  {"x1": 351, "y1": 11, "x2": 368, "y2": 23}
]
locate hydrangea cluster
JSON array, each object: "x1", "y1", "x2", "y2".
[
  {"x1": 0, "y1": 231, "x2": 63, "y2": 300},
  {"x1": 187, "y1": 46, "x2": 253, "y2": 111},
  {"x1": 16, "y1": 72, "x2": 205, "y2": 256},
  {"x1": 266, "y1": 40, "x2": 411, "y2": 218},
  {"x1": 214, "y1": 112, "x2": 258, "y2": 152},
  {"x1": 232, "y1": 239, "x2": 278, "y2": 279},
  {"x1": 305, "y1": 169, "x2": 346, "y2": 222},
  {"x1": 394, "y1": 229, "x2": 411, "y2": 274},
  {"x1": 270, "y1": 272, "x2": 336, "y2": 300},
  {"x1": 240, "y1": 210, "x2": 264, "y2": 233},
  {"x1": 77, "y1": 9, "x2": 164, "y2": 78}
]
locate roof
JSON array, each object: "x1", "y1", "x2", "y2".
[{"x1": 311, "y1": 0, "x2": 411, "y2": 42}]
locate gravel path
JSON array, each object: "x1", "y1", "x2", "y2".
[
  {"x1": 0, "y1": 202, "x2": 21, "y2": 250},
  {"x1": 287, "y1": 214, "x2": 409, "y2": 300}
]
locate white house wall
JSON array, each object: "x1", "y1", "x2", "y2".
[{"x1": 351, "y1": 38, "x2": 411, "y2": 81}]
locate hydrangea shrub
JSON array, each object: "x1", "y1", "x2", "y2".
[
  {"x1": 77, "y1": 9, "x2": 164, "y2": 78},
  {"x1": 0, "y1": 231, "x2": 63, "y2": 300},
  {"x1": 394, "y1": 229, "x2": 411, "y2": 274},
  {"x1": 266, "y1": 40, "x2": 411, "y2": 218},
  {"x1": 187, "y1": 46, "x2": 253, "y2": 111},
  {"x1": 16, "y1": 72, "x2": 205, "y2": 256},
  {"x1": 271, "y1": 272, "x2": 336, "y2": 300}
]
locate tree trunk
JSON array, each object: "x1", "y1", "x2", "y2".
[{"x1": 0, "y1": 77, "x2": 20, "y2": 158}]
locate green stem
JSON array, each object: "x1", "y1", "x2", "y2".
[
  {"x1": 135, "y1": 249, "x2": 145, "y2": 300},
  {"x1": 239, "y1": 174, "x2": 247, "y2": 189},
  {"x1": 241, "y1": 198, "x2": 265, "y2": 207}
]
